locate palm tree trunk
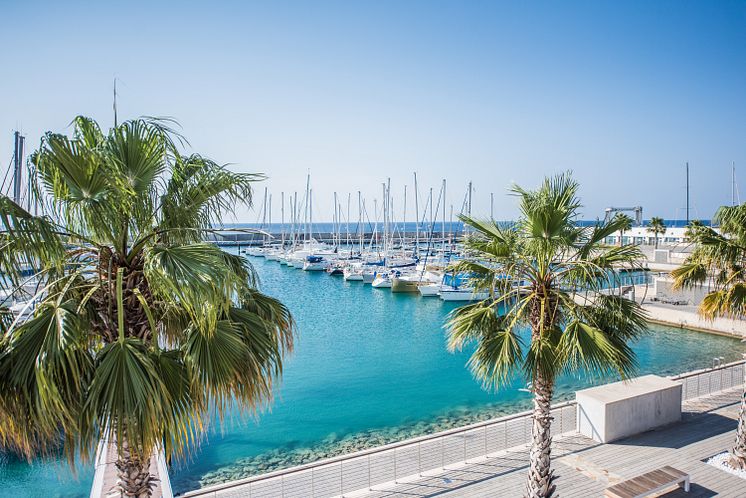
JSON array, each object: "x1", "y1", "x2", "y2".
[
  {"x1": 526, "y1": 371, "x2": 556, "y2": 498},
  {"x1": 730, "y1": 386, "x2": 746, "y2": 470},
  {"x1": 115, "y1": 436, "x2": 155, "y2": 498}
]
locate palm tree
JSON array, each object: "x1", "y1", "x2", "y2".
[
  {"x1": 647, "y1": 216, "x2": 666, "y2": 248},
  {"x1": 672, "y1": 204, "x2": 746, "y2": 470},
  {"x1": 0, "y1": 116, "x2": 294, "y2": 497},
  {"x1": 685, "y1": 219, "x2": 705, "y2": 240},
  {"x1": 445, "y1": 173, "x2": 647, "y2": 498},
  {"x1": 614, "y1": 213, "x2": 633, "y2": 246}
]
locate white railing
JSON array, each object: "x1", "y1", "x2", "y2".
[
  {"x1": 181, "y1": 360, "x2": 745, "y2": 498},
  {"x1": 182, "y1": 402, "x2": 577, "y2": 498},
  {"x1": 671, "y1": 359, "x2": 745, "y2": 401}
]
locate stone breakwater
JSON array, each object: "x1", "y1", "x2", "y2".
[{"x1": 183, "y1": 393, "x2": 573, "y2": 492}]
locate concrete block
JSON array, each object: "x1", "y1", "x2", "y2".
[
  {"x1": 576, "y1": 375, "x2": 682, "y2": 443},
  {"x1": 654, "y1": 249, "x2": 670, "y2": 263}
]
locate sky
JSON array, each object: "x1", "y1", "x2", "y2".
[{"x1": 1, "y1": 0, "x2": 745, "y2": 223}]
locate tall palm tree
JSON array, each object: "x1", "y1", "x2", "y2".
[
  {"x1": 445, "y1": 174, "x2": 647, "y2": 498},
  {"x1": 647, "y1": 216, "x2": 666, "y2": 248},
  {"x1": 614, "y1": 213, "x2": 633, "y2": 246},
  {"x1": 672, "y1": 204, "x2": 746, "y2": 470},
  {"x1": 0, "y1": 116, "x2": 294, "y2": 497}
]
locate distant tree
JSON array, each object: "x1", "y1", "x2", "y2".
[
  {"x1": 672, "y1": 204, "x2": 746, "y2": 470},
  {"x1": 685, "y1": 219, "x2": 705, "y2": 240},
  {"x1": 647, "y1": 217, "x2": 666, "y2": 248},
  {"x1": 614, "y1": 213, "x2": 633, "y2": 246}
]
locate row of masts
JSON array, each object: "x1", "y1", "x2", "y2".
[
  {"x1": 250, "y1": 174, "x2": 476, "y2": 252},
  {"x1": 3, "y1": 131, "x2": 742, "y2": 226}
]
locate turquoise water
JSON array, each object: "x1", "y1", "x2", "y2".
[{"x1": 2, "y1": 249, "x2": 744, "y2": 496}]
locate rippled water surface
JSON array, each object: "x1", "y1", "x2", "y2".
[{"x1": 3, "y1": 250, "x2": 744, "y2": 497}]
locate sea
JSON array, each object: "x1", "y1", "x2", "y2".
[{"x1": 0, "y1": 245, "x2": 740, "y2": 497}]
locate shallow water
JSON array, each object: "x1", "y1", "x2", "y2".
[{"x1": 2, "y1": 250, "x2": 744, "y2": 496}]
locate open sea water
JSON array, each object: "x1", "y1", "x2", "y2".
[{"x1": 1, "y1": 247, "x2": 743, "y2": 497}]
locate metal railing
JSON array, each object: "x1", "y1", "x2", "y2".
[
  {"x1": 183, "y1": 402, "x2": 577, "y2": 498},
  {"x1": 671, "y1": 359, "x2": 745, "y2": 401},
  {"x1": 182, "y1": 360, "x2": 745, "y2": 498}
]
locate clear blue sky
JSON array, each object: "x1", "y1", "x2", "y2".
[{"x1": 1, "y1": 0, "x2": 745, "y2": 222}]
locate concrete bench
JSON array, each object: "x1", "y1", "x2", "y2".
[{"x1": 605, "y1": 466, "x2": 690, "y2": 498}]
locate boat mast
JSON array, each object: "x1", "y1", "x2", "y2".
[
  {"x1": 309, "y1": 188, "x2": 313, "y2": 243},
  {"x1": 414, "y1": 172, "x2": 419, "y2": 257},
  {"x1": 429, "y1": 187, "x2": 433, "y2": 237},
  {"x1": 281, "y1": 192, "x2": 285, "y2": 247},
  {"x1": 467, "y1": 181, "x2": 472, "y2": 217},
  {"x1": 402, "y1": 184, "x2": 407, "y2": 249},
  {"x1": 358, "y1": 191, "x2": 363, "y2": 255},
  {"x1": 449, "y1": 204, "x2": 453, "y2": 245},
  {"x1": 372, "y1": 198, "x2": 379, "y2": 256},
  {"x1": 261, "y1": 187, "x2": 268, "y2": 245},
  {"x1": 490, "y1": 192, "x2": 494, "y2": 221},
  {"x1": 442, "y1": 179, "x2": 446, "y2": 253},
  {"x1": 293, "y1": 192, "x2": 299, "y2": 249},
  {"x1": 12, "y1": 131, "x2": 25, "y2": 206},
  {"x1": 732, "y1": 162, "x2": 738, "y2": 207},
  {"x1": 333, "y1": 191, "x2": 338, "y2": 249},
  {"x1": 382, "y1": 182, "x2": 388, "y2": 265},
  {"x1": 304, "y1": 173, "x2": 311, "y2": 243},
  {"x1": 346, "y1": 193, "x2": 351, "y2": 253}
]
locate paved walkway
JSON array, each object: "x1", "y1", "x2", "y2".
[{"x1": 355, "y1": 389, "x2": 745, "y2": 497}]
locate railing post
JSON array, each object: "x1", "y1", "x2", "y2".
[
  {"x1": 441, "y1": 438, "x2": 445, "y2": 470},
  {"x1": 463, "y1": 433, "x2": 467, "y2": 462},
  {"x1": 393, "y1": 449, "x2": 397, "y2": 483},
  {"x1": 418, "y1": 442, "x2": 422, "y2": 476},
  {"x1": 281, "y1": 474, "x2": 285, "y2": 498},
  {"x1": 367, "y1": 454, "x2": 371, "y2": 491},
  {"x1": 483, "y1": 425, "x2": 487, "y2": 459},
  {"x1": 311, "y1": 467, "x2": 315, "y2": 497},
  {"x1": 339, "y1": 460, "x2": 343, "y2": 497},
  {"x1": 504, "y1": 420, "x2": 507, "y2": 450}
]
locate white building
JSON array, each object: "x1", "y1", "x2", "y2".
[{"x1": 603, "y1": 226, "x2": 694, "y2": 246}]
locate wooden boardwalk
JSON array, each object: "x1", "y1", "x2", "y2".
[{"x1": 354, "y1": 388, "x2": 745, "y2": 498}]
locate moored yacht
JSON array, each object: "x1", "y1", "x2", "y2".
[
  {"x1": 371, "y1": 272, "x2": 393, "y2": 288},
  {"x1": 438, "y1": 286, "x2": 489, "y2": 301},
  {"x1": 302, "y1": 255, "x2": 330, "y2": 271}
]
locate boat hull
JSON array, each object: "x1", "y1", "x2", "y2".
[
  {"x1": 303, "y1": 262, "x2": 329, "y2": 271},
  {"x1": 391, "y1": 278, "x2": 420, "y2": 293},
  {"x1": 371, "y1": 277, "x2": 391, "y2": 288},
  {"x1": 418, "y1": 284, "x2": 441, "y2": 297},
  {"x1": 439, "y1": 290, "x2": 489, "y2": 302}
]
